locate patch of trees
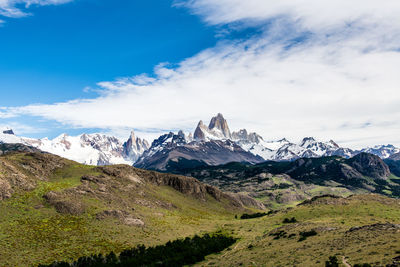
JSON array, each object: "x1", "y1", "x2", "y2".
[
  {"x1": 325, "y1": 256, "x2": 339, "y2": 267},
  {"x1": 283, "y1": 217, "x2": 297, "y2": 223},
  {"x1": 298, "y1": 229, "x2": 317, "y2": 242},
  {"x1": 38, "y1": 233, "x2": 236, "y2": 267},
  {"x1": 268, "y1": 230, "x2": 296, "y2": 240},
  {"x1": 240, "y1": 212, "x2": 268, "y2": 219},
  {"x1": 240, "y1": 210, "x2": 277, "y2": 220}
]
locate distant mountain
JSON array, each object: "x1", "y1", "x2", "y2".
[
  {"x1": 135, "y1": 114, "x2": 367, "y2": 171},
  {"x1": 2, "y1": 114, "x2": 400, "y2": 168},
  {"x1": 384, "y1": 153, "x2": 400, "y2": 177},
  {"x1": 0, "y1": 129, "x2": 149, "y2": 166},
  {"x1": 389, "y1": 152, "x2": 400, "y2": 161},
  {"x1": 171, "y1": 153, "x2": 400, "y2": 207},
  {"x1": 360, "y1": 145, "x2": 400, "y2": 159},
  {"x1": 134, "y1": 131, "x2": 263, "y2": 171}
]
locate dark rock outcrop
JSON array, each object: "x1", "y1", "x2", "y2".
[
  {"x1": 348, "y1": 152, "x2": 390, "y2": 179},
  {"x1": 0, "y1": 143, "x2": 42, "y2": 155},
  {"x1": 2, "y1": 129, "x2": 14, "y2": 135}
]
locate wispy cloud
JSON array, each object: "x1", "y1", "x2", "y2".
[
  {"x1": 3, "y1": 1, "x2": 400, "y2": 148},
  {"x1": 0, "y1": 0, "x2": 73, "y2": 19},
  {"x1": 179, "y1": 0, "x2": 400, "y2": 30}
]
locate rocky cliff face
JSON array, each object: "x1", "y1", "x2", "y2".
[
  {"x1": 232, "y1": 129, "x2": 263, "y2": 144},
  {"x1": 193, "y1": 113, "x2": 232, "y2": 140},
  {"x1": 348, "y1": 152, "x2": 391, "y2": 179},
  {"x1": 193, "y1": 120, "x2": 208, "y2": 140},
  {"x1": 2, "y1": 129, "x2": 14, "y2": 135},
  {"x1": 123, "y1": 131, "x2": 150, "y2": 163},
  {"x1": 208, "y1": 113, "x2": 232, "y2": 139}
]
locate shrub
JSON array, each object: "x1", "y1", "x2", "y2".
[
  {"x1": 283, "y1": 217, "x2": 297, "y2": 223},
  {"x1": 298, "y1": 230, "x2": 317, "y2": 242},
  {"x1": 325, "y1": 256, "x2": 339, "y2": 267},
  {"x1": 240, "y1": 212, "x2": 268, "y2": 219},
  {"x1": 269, "y1": 230, "x2": 288, "y2": 240}
]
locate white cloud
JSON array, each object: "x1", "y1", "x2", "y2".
[
  {"x1": 3, "y1": 0, "x2": 400, "y2": 148},
  {"x1": 180, "y1": 0, "x2": 400, "y2": 31},
  {"x1": 0, "y1": 0, "x2": 72, "y2": 18}
]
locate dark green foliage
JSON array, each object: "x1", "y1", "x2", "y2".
[
  {"x1": 353, "y1": 264, "x2": 372, "y2": 267},
  {"x1": 384, "y1": 159, "x2": 400, "y2": 177},
  {"x1": 165, "y1": 158, "x2": 209, "y2": 173},
  {"x1": 240, "y1": 212, "x2": 268, "y2": 219},
  {"x1": 283, "y1": 217, "x2": 297, "y2": 223},
  {"x1": 269, "y1": 230, "x2": 288, "y2": 240},
  {"x1": 298, "y1": 230, "x2": 317, "y2": 242},
  {"x1": 288, "y1": 233, "x2": 296, "y2": 238},
  {"x1": 325, "y1": 256, "x2": 339, "y2": 267},
  {"x1": 38, "y1": 233, "x2": 236, "y2": 267}
]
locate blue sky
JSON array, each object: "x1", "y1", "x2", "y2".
[
  {"x1": 0, "y1": 0, "x2": 217, "y2": 106},
  {"x1": 1, "y1": 0, "x2": 400, "y2": 148}
]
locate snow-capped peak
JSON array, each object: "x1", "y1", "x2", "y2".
[
  {"x1": 0, "y1": 130, "x2": 149, "y2": 166},
  {"x1": 360, "y1": 144, "x2": 400, "y2": 159},
  {"x1": 193, "y1": 114, "x2": 232, "y2": 141}
]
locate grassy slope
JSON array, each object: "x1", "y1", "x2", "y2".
[
  {"x1": 1, "y1": 153, "x2": 400, "y2": 266},
  {"x1": 0, "y1": 153, "x2": 239, "y2": 266},
  {"x1": 198, "y1": 195, "x2": 400, "y2": 267}
]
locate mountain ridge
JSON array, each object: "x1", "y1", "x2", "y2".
[{"x1": 1, "y1": 114, "x2": 400, "y2": 168}]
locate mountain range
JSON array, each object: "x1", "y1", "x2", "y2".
[
  {"x1": 1, "y1": 114, "x2": 400, "y2": 169},
  {"x1": 0, "y1": 127, "x2": 149, "y2": 166}
]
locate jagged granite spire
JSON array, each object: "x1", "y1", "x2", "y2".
[
  {"x1": 193, "y1": 120, "x2": 208, "y2": 140},
  {"x1": 123, "y1": 130, "x2": 150, "y2": 162},
  {"x1": 193, "y1": 114, "x2": 232, "y2": 140},
  {"x1": 208, "y1": 113, "x2": 231, "y2": 139}
]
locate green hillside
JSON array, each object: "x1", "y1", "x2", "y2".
[
  {"x1": 0, "y1": 151, "x2": 253, "y2": 266},
  {"x1": 1, "y1": 150, "x2": 400, "y2": 266}
]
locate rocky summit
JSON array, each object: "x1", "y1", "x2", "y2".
[
  {"x1": 1, "y1": 114, "x2": 400, "y2": 169},
  {"x1": 0, "y1": 129, "x2": 149, "y2": 166},
  {"x1": 194, "y1": 113, "x2": 232, "y2": 140}
]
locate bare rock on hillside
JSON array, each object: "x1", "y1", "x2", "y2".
[
  {"x1": 44, "y1": 191, "x2": 86, "y2": 215},
  {"x1": 0, "y1": 179, "x2": 13, "y2": 200}
]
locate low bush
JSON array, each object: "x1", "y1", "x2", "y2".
[
  {"x1": 325, "y1": 256, "x2": 339, "y2": 267},
  {"x1": 283, "y1": 217, "x2": 297, "y2": 223},
  {"x1": 298, "y1": 230, "x2": 317, "y2": 242},
  {"x1": 240, "y1": 212, "x2": 268, "y2": 219}
]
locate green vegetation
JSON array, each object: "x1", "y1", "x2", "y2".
[
  {"x1": 1, "y1": 152, "x2": 400, "y2": 266},
  {"x1": 39, "y1": 233, "x2": 236, "y2": 267},
  {"x1": 325, "y1": 256, "x2": 339, "y2": 267},
  {"x1": 283, "y1": 217, "x2": 297, "y2": 223},
  {"x1": 240, "y1": 212, "x2": 268, "y2": 219},
  {"x1": 298, "y1": 229, "x2": 317, "y2": 241}
]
